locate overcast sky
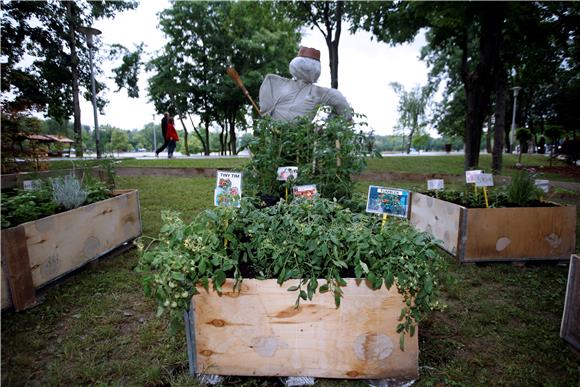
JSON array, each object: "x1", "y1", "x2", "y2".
[{"x1": 81, "y1": 1, "x2": 431, "y2": 136}]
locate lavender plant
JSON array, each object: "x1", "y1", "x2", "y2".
[{"x1": 50, "y1": 174, "x2": 87, "y2": 210}]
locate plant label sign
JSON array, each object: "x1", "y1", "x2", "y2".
[
  {"x1": 214, "y1": 171, "x2": 242, "y2": 207},
  {"x1": 277, "y1": 166, "x2": 298, "y2": 181},
  {"x1": 475, "y1": 173, "x2": 494, "y2": 187},
  {"x1": 366, "y1": 186, "x2": 411, "y2": 218},
  {"x1": 293, "y1": 184, "x2": 317, "y2": 200},
  {"x1": 22, "y1": 179, "x2": 42, "y2": 191},
  {"x1": 465, "y1": 170, "x2": 483, "y2": 184},
  {"x1": 535, "y1": 179, "x2": 550, "y2": 193},
  {"x1": 427, "y1": 179, "x2": 444, "y2": 191}
]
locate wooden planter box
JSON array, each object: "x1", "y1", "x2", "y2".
[
  {"x1": 184, "y1": 278, "x2": 418, "y2": 380},
  {"x1": 410, "y1": 192, "x2": 576, "y2": 263},
  {"x1": 1, "y1": 189, "x2": 141, "y2": 310},
  {"x1": 561, "y1": 255, "x2": 580, "y2": 352}
]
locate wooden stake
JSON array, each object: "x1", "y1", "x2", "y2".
[
  {"x1": 483, "y1": 187, "x2": 489, "y2": 208},
  {"x1": 285, "y1": 186, "x2": 288, "y2": 202},
  {"x1": 381, "y1": 214, "x2": 388, "y2": 230},
  {"x1": 224, "y1": 220, "x2": 228, "y2": 247}
]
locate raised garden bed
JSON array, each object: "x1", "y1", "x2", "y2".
[
  {"x1": 561, "y1": 254, "x2": 579, "y2": 352},
  {"x1": 410, "y1": 192, "x2": 576, "y2": 263},
  {"x1": 1, "y1": 189, "x2": 142, "y2": 310},
  {"x1": 139, "y1": 197, "x2": 446, "y2": 381},
  {"x1": 185, "y1": 278, "x2": 417, "y2": 379}
]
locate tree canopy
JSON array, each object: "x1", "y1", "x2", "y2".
[{"x1": 1, "y1": 0, "x2": 137, "y2": 157}]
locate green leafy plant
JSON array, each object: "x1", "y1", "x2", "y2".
[
  {"x1": 136, "y1": 198, "x2": 447, "y2": 348},
  {"x1": 421, "y1": 187, "x2": 509, "y2": 208},
  {"x1": 243, "y1": 111, "x2": 378, "y2": 205},
  {"x1": 0, "y1": 185, "x2": 58, "y2": 229},
  {"x1": 1, "y1": 173, "x2": 113, "y2": 229}
]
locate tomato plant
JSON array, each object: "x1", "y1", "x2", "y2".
[{"x1": 137, "y1": 198, "x2": 448, "y2": 348}]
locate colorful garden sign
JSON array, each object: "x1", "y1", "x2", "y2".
[
  {"x1": 293, "y1": 184, "x2": 318, "y2": 200},
  {"x1": 276, "y1": 166, "x2": 298, "y2": 181},
  {"x1": 427, "y1": 179, "x2": 444, "y2": 191},
  {"x1": 214, "y1": 171, "x2": 242, "y2": 207},
  {"x1": 366, "y1": 186, "x2": 410, "y2": 218}
]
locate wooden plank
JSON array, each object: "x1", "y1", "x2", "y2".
[
  {"x1": 193, "y1": 278, "x2": 418, "y2": 379},
  {"x1": 463, "y1": 205, "x2": 576, "y2": 262},
  {"x1": 1, "y1": 226, "x2": 36, "y2": 310},
  {"x1": 561, "y1": 255, "x2": 580, "y2": 351},
  {"x1": 23, "y1": 190, "x2": 141, "y2": 288},
  {"x1": 409, "y1": 192, "x2": 463, "y2": 255},
  {"x1": 1, "y1": 260, "x2": 12, "y2": 309}
]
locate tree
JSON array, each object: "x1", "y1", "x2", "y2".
[
  {"x1": 110, "y1": 128, "x2": 129, "y2": 155},
  {"x1": 144, "y1": 1, "x2": 300, "y2": 155},
  {"x1": 1, "y1": 0, "x2": 137, "y2": 158},
  {"x1": 351, "y1": 2, "x2": 504, "y2": 169},
  {"x1": 390, "y1": 83, "x2": 431, "y2": 154},
  {"x1": 279, "y1": 1, "x2": 347, "y2": 89}
]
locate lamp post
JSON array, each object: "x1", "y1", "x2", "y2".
[
  {"x1": 152, "y1": 113, "x2": 157, "y2": 153},
  {"x1": 78, "y1": 26, "x2": 102, "y2": 159},
  {"x1": 510, "y1": 86, "x2": 522, "y2": 153}
]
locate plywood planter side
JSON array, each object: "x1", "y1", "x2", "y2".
[
  {"x1": 185, "y1": 278, "x2": 418, "y2": 380},
  {"x1": 1, "y1": 189, "x2": 142, "y2": 310},
  {"x1": 410, "y1": 192, "x2": 576, "y2": 263}
]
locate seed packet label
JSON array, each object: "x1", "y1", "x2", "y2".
[
  {"x1": 366, "y1": 185, "x2": 411, "y2": 218},
  {"x1": 475, "y1": 173, "x2": 494, "y2": 187},
  {"x1": 277, "y1": 166, "x2": 298, "y2": 181},
  {"x1": 215, "y1": 171, "x2": 242, "y2": 207},
  {"x1": 22, "y1": 179, "x2": 42, "y2": 191},
  {"x1": 293, "y1": 184, "x2": 317, "y2": 199},
  {"x1": 427, "y1": 179, "x2": 444, "y2": 191},
  {"x1": 465, "y1": 170, "x2": 483, "y2": 183},
  {"x1": 535, "y1": 179, "x2": 550, "y2": 193}
]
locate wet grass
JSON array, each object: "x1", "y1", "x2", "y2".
[{"x1": 1, "y1": 175, "x2": 579, "y2": 385}]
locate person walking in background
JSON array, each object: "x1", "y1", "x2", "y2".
[
  {"x1": 166, "y1": 117, "x2": 179, "y2": 159},
  {"x1": 155, "y1": 112, "x2": 170, "y2": 157}
]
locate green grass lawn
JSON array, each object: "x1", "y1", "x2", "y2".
[
  {"x1": 366, "y1": 153, "x2": 578, "y2": 181},
  {"x1": 1, "y1": 176, "x2": 578, "y2": 385},
  {"x1": 45, "y1": 153, "x2": 578, "y2": 183}
]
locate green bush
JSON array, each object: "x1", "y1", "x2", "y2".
[{"x1": 136, "y1": 198, "x2": 447, "y2": 348}]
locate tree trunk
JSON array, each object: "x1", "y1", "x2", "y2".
[
  {"x1": 321, "y1": 1, "x2": 342, "y2": 89},
  {"x1": 406, "y1": 127, "x2": 415, "y2": 154},
  {"x1": 203, "y1": 117, "x2": 211, "y2": 156},
  {"x1": 177, "y1": 116, "x2": 189, "y2": 156},
  {"x1": 67, "y1": 3, "x2": 82, "y2": 158},
  {"x1": 486, "y1": 116, "x2": 492, "y2": 154},
  {"x1": 492, "y1": 65, "x2": 507, "y2": 174},
  {"x1": 461, "y1": 5, "x2": 504, "y2": 170},
  {"x1": 228, "y1": 111, "x2": 237, "y2": 155},
  {"x1": 187, "y1": 113, "x2": 208, "y2": 155},
  {"x1": 464, "y1": 86, "x2": 486, "y2": 168}
]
